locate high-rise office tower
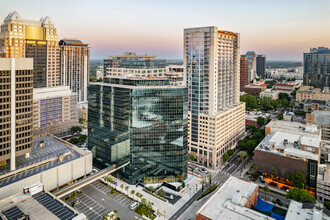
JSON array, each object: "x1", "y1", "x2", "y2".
[
  {"x1": 184, "y1": 26, "x2": 245, "y2": 169},
  {"x1": 256, "y1": 55, "x2": 266, "y2": 78},
  {"x1": 240, "y1": 55, "x2": 249, "y2": 91},
  {"x1": 59, "y1": 39, "x2": 90, "y2": 103},
  {"x1": 245, "y1": 51, "x2": 257, "y2": 81},
  {"x1": 0, "y1": 11, "x2": 60, "y2": 88},
  {"x1": 88, "y1": 76, "x2": 188, "y2": 183},
  {"x1": 0, "y1": 58, "x2": 33, "y2": 171},
  {"x1": 304, "y1": 47, "x2": 330, "y2": 89}
]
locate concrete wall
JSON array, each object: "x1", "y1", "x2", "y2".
[{"x1": 0, "y1": 153, "x2": 92, "y2": 200}]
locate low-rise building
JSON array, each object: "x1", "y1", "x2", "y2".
[
  {"x1": 0, "y1": 134, "x2": 92, "y2": 200},
  {"x1": 273, "y1": 82, "x2": 300, "y2": 94},
  {"x1": 283, "y1": 112, "x2": 295, "y2": 121},
  {"x1": 196, "y1": 176, "x2": 274, "y2": 220},
  {"x1": 0, "y1": 191, "x2": 86, "y2": 220},
  {"x1": 306, "y1": 111, "x2": 330, "y2": 141},
  {"x1": 254, "y1": 120, "x2": 321, "y2": 187},
  {"x1": 33, "y1": 86, "x2": 78, "y2": 138},
  {"x1": 303, "y1": 99, "x2": 329, "y2": 113},
  {"x1": 285, "y1": 200, "x2": 330, "y2": 219},
  {"x1": 296, "y1": 86, "x2": 330, "y2": 103},
  {"x1": 242, "y1": 80, "x2": 267, "y2": 95},
  {"x1": 318, "y1": 140, "x2": 330, "y2": 201},
  {"x1": 259, "y1": 89, "x2": 279, "y2": 100},
  {"x1": 245, "y1": 111, "x2": 271, "y2": 128}
]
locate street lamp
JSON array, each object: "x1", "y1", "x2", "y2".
[{"x1": 163, "y1": 210, "x2": 166, "y2": 220}]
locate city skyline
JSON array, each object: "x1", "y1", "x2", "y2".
[{"x1": 1, "y1": 0, "x2": 329, "y2": 61}]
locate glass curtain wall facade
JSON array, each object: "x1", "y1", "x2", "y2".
[
  {"x1": 304, "y1": 47, "x2": 330, "y2": 89},
  {"x1": 88, "y1": 77, "x2": 187, "y2": 184}
]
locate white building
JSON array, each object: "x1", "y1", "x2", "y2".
[
  {"x1": 259, "y1": 89, "x2": 279, "y2": 100},
  {"x1": 184, "y1": 26, "x2": 245, "y2": 169}
]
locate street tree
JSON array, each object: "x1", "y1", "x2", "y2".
[
  {"x1": 130, "y1": 190, "x2": 135, "y2": 200},
  {"x1": 291, "y1": 171, "x2": 306, "y2": 189},
  {"x1": 286, "y1": 188, "x2": 315, "y2": 203},
  {"x1": 200, "y1": 179, "x2": 207, "y2": 192},
  {"x1": 120, "y1": 184, "x2": 124, "y2": 193},
  {"x1": 189, "y1": 154, "x2": 195, "y2": 161},
  {"x1": 257, "y1": 117, "x2": 265, "y2": 127},
  {"x1": 222, "y1": 153, "x2": 230, "y2": 162},
  {"x1": 270, "y1": 167, "x2": 278, "y2": 182},
  {"x1": 207, "y1": 173, "x2": 213, "y2": 185}
]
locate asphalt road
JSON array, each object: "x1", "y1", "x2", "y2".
[
  {"x1": 169, "y1": 186, "x2": 205, "y2": 220},
  {"x1": 259, "y1": 186, "x2": 290, "y2": 207}
]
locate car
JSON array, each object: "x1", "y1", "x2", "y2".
[
  {"x1": 276, "y1": 199, "x2": 283, "y2": 206},
  {"x1": 129, "y1": 202, "x2": 140, "y2": 210},
  {"x1": 72, "y1": 200, "x2": 81, "y2": 207},
  {"x1": 260, "y1": 176, "x2": 265, "y2": 183}
]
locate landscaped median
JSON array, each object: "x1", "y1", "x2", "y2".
[{"x1": 197, "y1": 185, "x2": 217, "y2": 200}]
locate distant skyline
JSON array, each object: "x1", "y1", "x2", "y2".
[{"x1": 1, "y1": 0, "x2": 329, "y2": 61}]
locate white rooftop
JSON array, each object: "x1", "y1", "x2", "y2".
[
  {"x1": 33, "y1": 86, "x2": 77, "y2": 100},
  {"x1": 197, "y1": 177, "x2": 274, "y2": 220},
  {"x1": 285, "y1": 200, "x2": 330, "y2": 220},
  {"x1": 257, "y1": 130, "x2": 320, "y2": 161}
]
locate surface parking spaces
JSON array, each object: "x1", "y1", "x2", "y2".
[
  {"x1": 72, "y1": 194, "x2": 108, "y2": 220},
  {"x1": 91, "y1": 181, "x2": 135, "y2": 208},
  {"x1": 111, "y1": 193, "x2": 135, "y2": 207},
  {"x1": 90, "y1": 181, "x2": 112, "y2": 194}
]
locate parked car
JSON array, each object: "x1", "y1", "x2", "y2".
[
  {"x1": 129, "y1": 202, "x2": 140, "y2": 210},
  {"x1": 260, "y1": 176, "x2": 265, "y2": 183},
  {"x1": 72, "y1": 200, "x2": 81, "y2": 207},
  {"x1": 276, "y1": 199, "x2": 283, "y2": 206}
]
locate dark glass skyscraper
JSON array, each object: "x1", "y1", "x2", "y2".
[
  {"x1": 256, "y1": 55, "x2": 266, "y2": 78},
  {"x1": 88, "y1": 76, "x2": 188, "y2": 184},
  {"x1": 304, "y1": 47, "x2": 330, "y2": 89}
]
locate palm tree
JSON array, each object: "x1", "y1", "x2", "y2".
[
  {"x1": 125, "y1": 186, "x2": 129, "y2": 195},
  {"x1": 141, "y1": 198, "x2": 147, "y2": 206},
  {"x1": 139, "y1": 194, "x2": 143, "y2": 202},
  {"x1": 135, "y1": 192, "x2": 140, "y2": 201},
  {"x1": 200, "y1": 179, "x2": 207, "y2": 192},
  {"x1": 263, "y1": 186, "x2": 270, "y2": 201},
  {"x1": 270, "y1": 167, "x2": 278, "y2": 182},
  {"x1": 207, "y1": 173, "x2": 213, "y2": 185},
  {"x1": 120, "y1": 184, "x2": 124, "y2": 193},
  {"x1": 130, "y1": 190, "x2": 135, "y2": 200}
]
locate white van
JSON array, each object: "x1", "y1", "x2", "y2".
[{"x1": 129, "y1": 202, "x2": 140, "y2": 210}]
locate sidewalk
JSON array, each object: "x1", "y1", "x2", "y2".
[{"x1": 103, "y1": 174, "x2": 203, "y2": 219}]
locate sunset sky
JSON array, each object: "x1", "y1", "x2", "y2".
[{"x1": 1, "y1": 0, "x2": 329, "y2": 61}]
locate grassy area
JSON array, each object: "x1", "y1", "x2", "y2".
[
  {"x1": 145, "y1": 190, "x2": 167, "y2": 202},
  {"x1": 197, "y1": 185, "x2": 217, "y2": 200},
  {"x1": 135, "y1": 204, "x2": 156, "y2": 220}
]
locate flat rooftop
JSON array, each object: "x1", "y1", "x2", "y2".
[
  {"x1": 0, "y1": 136, "x2": 88, "y2": 188},
  {"x1": 256, "y1": 130, "x2": 320, "y2": 161},
  {"x1": 267, "y1": 120, "x2": 321, "y2": 136},
  {"x1": 0, "y1": 192, "x2": 80, "y2": 220},
  {"x1": 313, "y1": 111, "x2": 330, "y2": 126},
  {"x1": 197, "y1": 177, "x2": 273, "y2": 220},
  {"x1": 285, "y1": 200, "x2": 330, "y2": 220}
]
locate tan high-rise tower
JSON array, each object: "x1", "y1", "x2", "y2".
[
  {"x1": 184, "y1": 26, "x2": 245, "y2": 169},
  {"x1": 0, "y1": 11, "x2": 60, "y2": 88},
  {"x1": 0, "y1": 58, "x2": 34, "y2": 170}
]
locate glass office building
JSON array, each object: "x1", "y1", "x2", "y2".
[
  {"x1": 88, "y1": 76, "x2": 188, "y2": 184},
  {"x1": 304, "y1": 47, "x2": 330, "y2": 89}
]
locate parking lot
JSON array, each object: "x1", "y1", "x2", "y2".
[
  {"x1": 69, "y1": 193, "x2": 107, "y2": 220},
  {"x1": 67, "y1": 181, "x2": 140, "y2": 220}
]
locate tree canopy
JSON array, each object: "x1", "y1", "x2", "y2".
[
  {"x1": 291, "y1": 171, "x2": 306, "y2": 189},
  {"x1": 286, "y1": 188, "x2": 316, "y2": 203}
]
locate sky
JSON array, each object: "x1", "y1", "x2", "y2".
[{"x1": 0, "y1": 0, "x2": 329, "y2": 61}]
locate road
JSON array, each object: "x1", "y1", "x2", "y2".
[
  {"x1": 170, "y1": 186, "x2": 205, "y2": 220},
  {"x1": 259, "y1": 186, "x2": 290, "y2": 207}
]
